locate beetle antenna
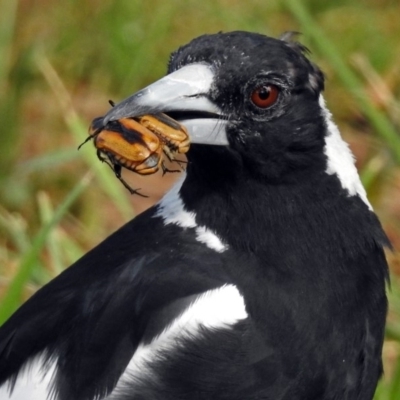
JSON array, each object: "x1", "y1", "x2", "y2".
[{"x1": 77, "y1": 128, "x2": 102, "y2": 150}]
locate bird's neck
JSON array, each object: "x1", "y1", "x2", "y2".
[{"x1": 177, "y1": 146, "x2": 385, "y2": 260}]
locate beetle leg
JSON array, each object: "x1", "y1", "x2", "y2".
[
  {"x1": 97, "y1": 150, "x2": 148, "y2": 197},
  {"x1": 110, "y1": 163, "x2": 148, "y2": 197},
  {"x1": 161, "y1": 162, "x2": 181, "y2": 176},
  {"x1": 113, "y1": 164, "x2": 149, "y2": 197},
  {"x1": 112, "y1": 163, "x2": 122, "y2": 178},
  {"x1": 162, "y1": 146, "x2": 175, "y2": 162},
  {"x1": 96, "y1": 150, "x2": 115, "y2": 169},
  {"x1": 175, "y1": 159, "x2": 188, "y2": 171},
  {"x1": 116, "y1": 174, "x2": 148, "y2": 197},
  {"x1": 97, "y1": 151, "x2": 122, "y2": 178},
  {"x1": 97, "y1": 150, "x2": 107, "y2": 162},
  {"x1": 162, "y1": 146, "x2": 187, "y2": 172}
]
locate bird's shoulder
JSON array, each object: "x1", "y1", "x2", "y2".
[{"x1": 0, "y1": 205, "x2": 236, "y2": 400}]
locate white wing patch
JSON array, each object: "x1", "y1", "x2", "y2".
[
  {"x1": 0, "y1": 355, "x2": 56, "y2": 400},
  {"x1": 319, "y1": 95, "x2": 372, "y2": 210},
  {"x1": 155, "y1": 174, "x2": 228, "y2": 252},
  {"x1": 109, "y1": 284, "x2": 247, "y2": 397}
]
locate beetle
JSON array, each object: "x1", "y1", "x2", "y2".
[
  {"x1": 137, "y1": 113, "x2": 190, "y2": 157},
  {"x1": 94, "y1": 118, "x2": 163, "y2": 174},
  {"x1": 81, "y1": 114, "x2": 188, "y2": 196}
]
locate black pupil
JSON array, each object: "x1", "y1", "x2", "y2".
[{"x1": 258, "y1": 86, "x2": 270, "y2": 99}]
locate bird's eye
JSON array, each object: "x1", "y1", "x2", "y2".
[{"x1": 250, "y1": 84, "x2": 279, "y2": 108}]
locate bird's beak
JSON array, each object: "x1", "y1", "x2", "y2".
[{"x1": 102, "y1": 63, "x2": 228, "y2": 146}]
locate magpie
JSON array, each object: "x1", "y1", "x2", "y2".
[{"x1": 0, "y1": 31, "x2": 389, "y2": 400}]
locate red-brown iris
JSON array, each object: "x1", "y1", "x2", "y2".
[{"x1": 250, "y1": 84, "x2": 279, "y2": 108}]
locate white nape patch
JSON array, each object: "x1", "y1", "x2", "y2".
[
  {"x1": 110, "y1": 285, "x2": 247, "y2": 394},
  {"x1": 0, "y1": 355, "x2": 56, "y2": 400},
  {"x1": 155, "y1": 174, "x2": 228, "y2": 252},
  {"x1": 154, "y1": 174, "x2": 196, "y2": 228},
  {"x1": 195, "y1": 226, "x2": 227, "y2": 253},
  {"x1": 319, "y1": 95, "x2": 372, "y2": 210}
]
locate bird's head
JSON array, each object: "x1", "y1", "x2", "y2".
[{"x1": 102, "y1": 31, "x2": 349, "y2": 186}]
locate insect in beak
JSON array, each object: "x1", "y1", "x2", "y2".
[{"x1": 80, "y1": 113, "x2": 189, "y2": 196}]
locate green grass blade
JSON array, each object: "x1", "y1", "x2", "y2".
[
  {"x1": 360, "y1": 154, "x2": 386, "y2": 192},
  {"x1": 0, "y1": 173, "x2": 91, "y2": 325},
  {"x1": 0, "y1": 209, "x2": 30, "y2": 253},
  {"x1": 37, "y1": 192, "x2": 64, "y2": 275},
  {"x1": 374, "y1": 381, "x2": 388, "y2": 400},
  {"x1": 35, "y1": 53, "x2": 134, "y2": 221},
  {"x1": 388, "y1": 356, "x2": 400, "y2": 400},
  {"x1": 0, "y1": 0, "x2": 17, "y2": 86},
  {"x1": 17, "y1": 148, "x2": 79, "y2": 176},
  {"x1": 58, "y1": 233, "x2": 85, "y2": 266}
]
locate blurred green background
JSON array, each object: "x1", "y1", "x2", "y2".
[{"x1": 1, "y1": 0, "x2": 400, "y2": 398}]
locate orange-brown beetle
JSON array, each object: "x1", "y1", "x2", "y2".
[
  {"x1": 81, "y1": 113, "x2": 189, "y2": 196},
  {"x1": 137, "y1": 114, "x2": 190, "y2": 156},
  {"x1": 94, "y1": 118, "x2": 163, "y2": 174}
]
